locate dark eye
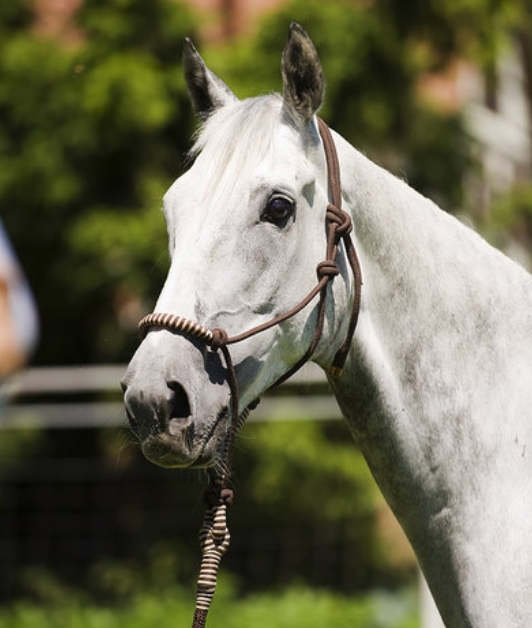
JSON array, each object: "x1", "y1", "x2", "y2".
[{"x1": 262, "y1": 195, "x2": 295, "y2": 226}]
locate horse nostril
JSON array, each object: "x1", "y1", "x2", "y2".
[{"x1": 167, "y1": 381, "x2": 191, "y2": 419}]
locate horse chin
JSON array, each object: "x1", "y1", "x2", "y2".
[{"x1": 139, "y1": 408, "x2": 230, "y2": 470}]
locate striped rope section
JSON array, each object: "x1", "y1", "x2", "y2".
[
  {"x1": 193, "y1": 502, "x2": 231, "y2": 618},
  {"x1": 138, "y1": 312, "x2": 214, "y2": 344}
]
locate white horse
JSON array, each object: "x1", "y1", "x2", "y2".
[{"x1": 122, "y1": 23, "x2": 532, "y2": 628}]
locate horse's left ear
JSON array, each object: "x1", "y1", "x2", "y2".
[
  {"x1": 281, "y1": 22, "x2": 325, "y2": 123},
  {"x1": 183, "y1": 38, "x2": 238, "y2": 119}
]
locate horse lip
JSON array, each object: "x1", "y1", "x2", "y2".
[
  {"x1": 139, "y1": 407, "x2": 230, "y2": 469},
  {"x1": 141, "y1": 433, "x2": 197, "y2": 469}
]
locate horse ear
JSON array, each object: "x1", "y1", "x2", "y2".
[
  {"x1": 183, "y1": 38, "x2": 238, "y2": 119},
  {"x1": 281, "y1": 22, "x2": 325, "y2": 123}
]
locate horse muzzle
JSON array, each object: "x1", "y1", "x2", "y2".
[{"x1": 121, "y1": 330, "x2": 231, "y2": 468}]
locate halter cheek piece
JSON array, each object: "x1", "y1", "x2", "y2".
[{"x1": 136, "y1": 118, "x2": 362, "y2": 628}]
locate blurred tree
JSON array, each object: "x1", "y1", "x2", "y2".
[
  {"x1": 2, "y1": 0, "x2": 530, "y2": 366},
  {"x1": 0, "y1": 0, "x2": 196, "y2": 364},
  {"x1": 232, "y1": 419, "x2": 415, "y2": 589},
  {"x1": 482, "y1": 182, "x2": 532, "y2": 267},
  {"x1": 210, "y1": 0, "x2": 476, "y2": 211}
]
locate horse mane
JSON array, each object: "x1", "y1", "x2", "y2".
[{"x1": 189, "y1": 95, "x2": 284, "y2": 197}]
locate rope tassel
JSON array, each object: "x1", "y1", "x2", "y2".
[{"x1": 192, "y1": 500, "x2": 231, "y2": 626}]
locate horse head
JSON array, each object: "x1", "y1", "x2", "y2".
[{"x1": 122, "y1": 24, "x2": 353, "y2": 469}]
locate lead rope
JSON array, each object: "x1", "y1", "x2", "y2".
[
  {"x1": 191, "y1": 336, "x2": 257, "y2": 628},
  {"x1": 191, "y1": 404, "x2": 254, "y2": 628},
  {"x1": 137, "y1": 118, "x2": 362, "y2": 628},
  {"x1": 191, "y1": 485, "x2": 230, "y2": 628},
  {"x1": 137, "y1": 314, "x2": 254, "y2": 628}
]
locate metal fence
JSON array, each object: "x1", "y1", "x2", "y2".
[
  {"x1": 0, "y1": 364, "x2": 443, "y2": 626},
  {"x1": 0, "y1": 364, "x2": 349, "y2": 598}
]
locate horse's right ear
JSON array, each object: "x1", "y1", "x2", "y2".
[{"x1": 183, "y1": 38, "x2": 238, "y2": 119}]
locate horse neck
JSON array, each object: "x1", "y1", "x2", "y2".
[
  {"x1": 333, "y1": 129, "x2": 531, "y2": 379},
  {"x1": 329, "y1": 132, "x2": 532, "y2": 627},
  {"x1": 331, "y1": 129, "x2": 532, "y2": 475}
]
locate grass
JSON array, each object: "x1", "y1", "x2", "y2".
[{"x1": 0, "y1": 581, "x2": 419, "y2": 628}]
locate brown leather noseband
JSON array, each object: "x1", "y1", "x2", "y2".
[{"x1": 138, "y1": 117, "x2": 362, "y2": 422}]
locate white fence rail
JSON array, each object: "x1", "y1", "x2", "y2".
[{"x1": 0, "y1": 362, "x2": 340, "y2": 429}]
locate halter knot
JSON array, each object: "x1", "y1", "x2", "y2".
[
  {"x1": 210, "y1": 328, "x2": 229, "y2": 351},
  {"x1": 327, "y1": 204, "x2": 353, "y2": 238},
  {"x1": 317, "y1": 260, "x2": 340, "y2": 279},
  {"x1": 220, "y1": 488, "x2": 234, "y2": 506},
  {"x1": 247, "y1": 398, "x2": 261, "y2": 411}
]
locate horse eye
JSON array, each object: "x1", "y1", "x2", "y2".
[{"x1": 262, "y1": 196, "x2": 295, "y2": 226}]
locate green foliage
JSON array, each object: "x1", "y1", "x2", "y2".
[
  {"x1": 213, "y1": 0, "x2": 474, "y2": 210},
  {"x1": 240, "y1": 420, "x2": 377, "y2": 523},
  {"x1": 1, "y1": 570, "x2": 418, "y2": 628},
  {"x1": 0, "y1": 426, "x2": 42, "y2": 479},
  {"x1": 78, "y1": 0, "x2": 191, "y2": 62},
  {"x1": 481, "y1": 183, "x2": 532, "y2": 255},
  {"x1": 0, "y1": 2, "x2": 32, "y2": 36},
  {"x1": 3, "y1": 0, "x2": 528, "y2": 364},
  {"x1": 209, "y1": 584, "x2": 419, "y2": 628},
  {"x1": 230, "y1": 419, "x2": 414, "y2": 588},
  {"x1": 0, "y1": 0, "x2": 196, "y2": 364},
  {"x1": 13, "y1": 540, "x2": 418, "y2": 625},
  {"x1": 402, "y1": 109, "x2": 471, "y2": 209}
]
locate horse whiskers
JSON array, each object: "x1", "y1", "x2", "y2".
[
  {"x1": 212, "y1": 457, "x2": 230, "y2": 482},
  {"x1": 109, "y1": 430, "x2": 140, "y2": 467}
]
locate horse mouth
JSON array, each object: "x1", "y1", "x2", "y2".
[{"x1": 138, "y1": 407, "x2": 230, "y2": 469}]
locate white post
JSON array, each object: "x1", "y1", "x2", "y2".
[{"x1": 420, "y1": 570, "x2": 446, "y2": 628}]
